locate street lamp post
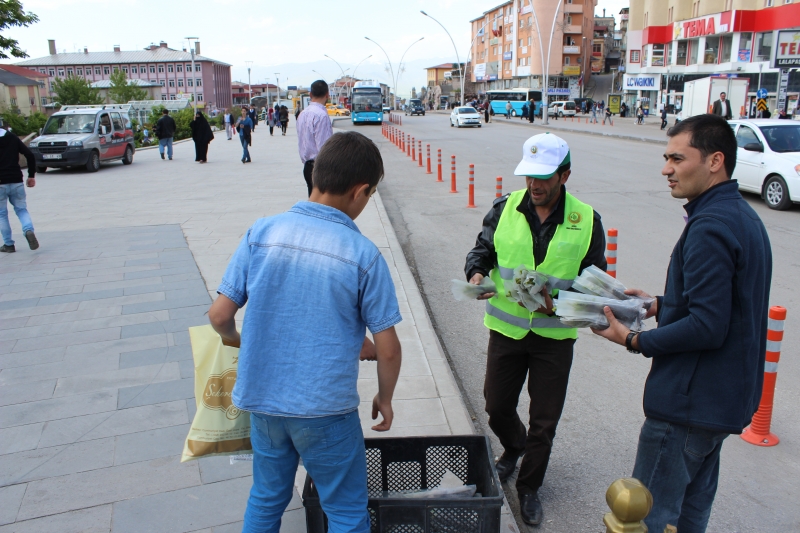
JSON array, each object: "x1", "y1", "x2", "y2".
[
  {"x1": 528, "y1": 0, "x2": 564, "y2": 125},
  {"x1": 274, "y1": 73, "x2": 280, "y2": 106},
  {"x1": 581, "y1": 36, "x2": 587, "y2": 99},
  {"x1": 365, "y1": 37, "x2": 398, "y2": 109},
  {"x1": 185, "y1": 37, "x2": 199, "y2": 111},
  {"x1": 244, "y1": 61, "x2": 253, "y2": 109},
  {"x1": 420, "y1": 11, "x2": 466, "y2": 106},
  {"x1": 350, "y1": 54, "x2": 373, "y2": 100},
  {"x1": 324, "y1": 54, "x2": 348, "y2": 103},
  {"x1": 395, "y1": 37, "x2": 425, "y2": 105}
]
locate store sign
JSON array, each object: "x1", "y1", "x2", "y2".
[
  {"x1": 548, "y1": 88, "x2": 571, "y2": 95},
  {"x1": 623, "y1": 74, "x2": 661, "y2": 91},
  {"x1": 520, "y1": 4, "x2": 531, "y2": 14},
  {"x1": 474, "y1": 63, "x2": 487, "y2": 78},
  {"x1": 774, "y1": 31, "x2": 800, "y2": 68},
  {"x1": 564, "y1": 46, "x2": 580, "y2": 54},
  {"x1": 563, "y1": 66, "x2": 581, "y2": 76},
  {"x1": 488, "y1": 74, "x2": 498, "y2": 81},
  {"x1": 503, "y1": 51, "x2": 513, "y2": 60},
  {"x1": 675, "y1": 13, "x2": 723, "y2": 40}
]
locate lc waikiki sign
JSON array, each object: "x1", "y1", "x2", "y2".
[
  {"x1": 674, "y1": 13, "x2": 728, "y2": 40},
  {"x1": 622, "y1": 74, "x2": 662, "y2": 92}
]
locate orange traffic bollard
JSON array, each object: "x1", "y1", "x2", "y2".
[
  {"x1": 411, "y1": 137, "x2": 416, "y2": 160},
  {"x1": 741, "y1": 306, "x2": 787, "y2": 447},
  {"x1": 400, "y1": 132, "x2": 404, "y2": 151},
  {"x1": 408, "y1": 136, "x2": 412, "y2": 157},
  {"x1": 467, "y1": 164, "x2": 476, "y2": 208},
  {"x1": 426, "y1": 144, "x2": 432, "y2": 174},
  {"x1": 606, "y1": 228, "x2": 618, "y2": 278},
  {"x1": 496, "y1": 176, "x2": 503, "y2": 198},
  {"x1": 437, "y1": 149, "x2": 443, "y2": 182},
  {"x1": 418, "y1": 140, "x2": 422, "y2": 166},
  {"x1": 450, "y1": 155, "x2": 458, "y2": 193}
]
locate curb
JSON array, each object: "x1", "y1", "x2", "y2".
[{"x1": 491, "y1": 117, "x2": 669, "y2": 145}]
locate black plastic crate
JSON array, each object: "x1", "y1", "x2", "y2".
[{"x1": 302, "y1": 435, "x2": 503, "y2": 533}]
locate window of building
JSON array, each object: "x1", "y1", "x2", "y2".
[
  {"x1": 122, "y1": 66, "x2": 127, "y2": 73},
  {"x1": 187, "y1": 78, "x2": 193, "y2": 87},
  {"x1": 140, "y1": 65, "x2": 146, "y2": 72},
  {"x1": 666, "y1": 42, "x2": 673, "y2": 65},
  {"x1": 652, "y1": 44, "x2": 665, "y2": 66},
  {"x1": 177, "y1": 64, "x2": 183, "y2": 72},
  {"x1": 177, "y1": 79, "x2": 184, "y2": 87},
  {"x1": 642, "y1": 46, "x2": 649, "y2": 66},
  {"x1": 41, "y1": 97, "x2": 47, "y2": 105},
  {"x1": 170, "y1": 94, "x2": 176, "y2": 100},
  {"x1": 564, "y1": 57, "x2": 570, "y2": 65},
  {"x1": 67, "y1": 68, "x2": 73, "y2": 75},
  {"x1": 186, "y1": 64, "x2": 192, "y2": 70},
  {"x1": 689, "y1": 39, "x2": 699, "y2": 64},
  {"x1": 57, "y1": 68, "x2": 65, "y2": 77},
  {"x1": 113, "y1": 67, "x2": 118, "y2": 73},
  {"x1": 644, "y1": 12, "x2": 648, "y2": 27},
  {"x1": 168, "y1": 64, "x2": 173, "y2": 72},
  {"x1": 103, "y1": 67, "x2": 109, "y2": 75},
  {"x1": 161, "y1": 95, "x2": 167, "y2": 100},
  {"x1": 765, "y1": 0, "x2": 774, "y2": 6},
  {"x1": 30, "y1": 97, "x2": 35, "y2": 106},
  {"x1": 520, "y1": 19, "x2": 523, "y2": 28},
  {"x1": 721, "y1": 34, "x2": 733, "y2": 63},
  {"x1": 668, "y1": 7, "x2": 673, "y2": 22},
  {"x1": 10, "y1": 97, "x2": 16, "y2": 106},
  {"x1": 150, "y1": 65, "x2": 156, "y2": 73},
  {"x1": 528, "y1": 16, "x2": 532, "y2": 26},
  {"x1": 528, "y1": 37, "x2": 532, "y2": 46},
  {"x1": 566, "y1": 15, "x2": 572, "y2": 25},
  {"x1": 132, "y1": 66, "x2": 138, "y2": 73},
  {"x1": 95, "y1": 67, "x2": 101, "y2": 75},
  {"x1": 756, "y1": 31, "x2": 773, "y2": 61},
  {"x1": 519, "y1": 38, "x2": 523, "y2": 47},
  {"x1": 704, "y1": 37, "x2": 719, "y2": 64},
  {"x1": 630, "y1": 49, "x2": 640, "y2": 63},
  {"x1": 195, "y1": 64, "x2": 201, "y2": 72},
  {"x1": 195, "y1": 78, "x2": 202, "y2": 87},
  {"x1": 168, "y1": 79, "x2": 175, "y2": 87},
  {"x1": 692, "y1": 2, "x2": 700, "y2": 17},
  {"x1": 593, "y1": 43, "x2": 602, "y2": 54},
  {"x1": 197, "y1": 93, "x2": 203, "y2": 101},
  {"x1": 739, "y1": 32, "x2": 753, "y2": 61},
  {"x1": 159, "y1": 80, "x2": 165, "y2": 86},
  {"x1": 39, "y1": 68, "x2": 45, "y2": 73},
  {"x1": 725, "y1": 0, "x2": 733, "y2": 8},
  {"x1": 76, "y1": 68, "x2": 83, "y2": 75},
  {"x1": 158, "y1": 65, "x2": 164, "y2": 73}
]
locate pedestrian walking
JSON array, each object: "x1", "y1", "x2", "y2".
[
  {"x1": 637, "y1": 105, "x2": 645, "y2": 125},
  {"x1": 154, "y1": 109, "x2": 176, "y2": 160},
  {"x1": 711, "y1": 92, "x2": 733, "y2": 121},
  {"x1": 267, "y1": 107, "x2": 276, "y2": 136},
  {"x1": 581, "y1": 100, "x2": 586, "y2": 114},
  {"x1": 590, "y1": 103, "x2": 598, "y2": 124},
  {"x1": 208, "y1": 131, "x2": 402, "y2": 533},
  {"x1": 235, "y1": 108, "x2": 253, "y2": 164},
  {"x1": 279, "y1": 105, "x2": 289, "y2": 136},
  {"x1": 295, "y1": 105, "x2": 301, "y2": 120},
  {"x1": 0, "y1": 123, "x2": 39, "y2": 253},
  {"x1": 660, "y1": 106, "x2": 668, "y2": 130},
  {"x1": 484, "y1": 103, "x2": 491, "y2": 124},
  {"x1": 465, "y1": 133, "x2": 606, "y2": 526},
  {"x1": 223, "y1": 108, "x2": 234, "y2": 140},
  {"x1": 297, "y1": 79, "x2": 334, "y2": 196},
  {"x1": 521, "y1": 102, "x2": 529, "y2": 121},
  {"x1": 603, "y1": 106, "x2": 613, "y2": 125},
  {"x1": 593, "y1": 114, "x2": 772, "y2": 533},
  {"x1": 528, "y1": 99, "x2": 535, "y2": 123},
  {"x1": 190, "y1": 111, "x2": 214, "y2": 163},
  {"x1": 248, "y1": 105, "x2": 258, "y2": 132},
  {"x1": 505, "y1": 101, "x2": 512, "y2": 118}
]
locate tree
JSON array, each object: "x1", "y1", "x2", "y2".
[
  {"x1": 51, "y1": 74, "x2": 103, "y2": 106},
  {"x1": 0, "y1": 0, "x2": 38, "y2": 59},
  {"x1": 108, "y1": 69, "x2": 148, "y2": 104}
]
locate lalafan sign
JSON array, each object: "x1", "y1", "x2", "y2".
[{"x1": 774, "y1": 31, "x2": 800, "y2": 68}]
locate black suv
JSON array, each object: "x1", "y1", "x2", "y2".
[{"x1": 405, "y1": 99, "x2": 425, "y2": 116}]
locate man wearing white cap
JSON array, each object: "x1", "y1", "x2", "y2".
[{"x1": 464, "y1": 133, "x2": 607, "y2": 525}]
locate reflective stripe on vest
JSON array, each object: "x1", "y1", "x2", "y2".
[{"x1": 484, "y1": 189, "x2": 594, "y2": 340}]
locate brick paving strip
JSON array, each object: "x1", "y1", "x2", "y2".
[{"x1": 0, "y1": 126, "x2": 518, "y2": 532}]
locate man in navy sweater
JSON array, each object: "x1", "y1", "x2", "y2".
[{"x1": 593, "y1": 113, "x2": 772, "y2": 533}]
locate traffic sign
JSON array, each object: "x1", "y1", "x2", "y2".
[
  {"x1": 757, "y1": 98, "x2": 768, "y2": 111},
  {"x1": 757, "y1": 88, "x2": 768, "y2": 99}
]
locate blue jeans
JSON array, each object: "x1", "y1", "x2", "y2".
[
  {"x1": 243, "y1": 411, "x2": 370, "y2": 533},
  {"x1": 240, "y1": 136, "x2": 250, "y2": 161},
  {"x1": 158, "y1": 137, "x2": 173, "y2": 159},
  {"x1": 632, "y1": 418, "x2": 728, "y2": 533},
  {"x1": 0, "y1": 183, "x2": 34, "y2": 246}
]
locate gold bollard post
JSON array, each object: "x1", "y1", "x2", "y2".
[{"x1": 603, "y1": 478, "x2": 652, "y2": 533}]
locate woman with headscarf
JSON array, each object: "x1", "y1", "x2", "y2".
[
  {"x1": 279, "y1": 105, "x2": 289, "y2": 136},
  {"x1": 267, "y1": 105, "x2": 278, "y2": 136},
  {"x1": 190, "y1": 111, "x2": 214, "y2": 163}
]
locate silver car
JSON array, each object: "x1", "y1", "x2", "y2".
[{"x1": 29, "y1": 104, "x2": 136, "y2": 173}]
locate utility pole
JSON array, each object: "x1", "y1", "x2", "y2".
[
  {"x1": 245, "y1": 61, "x2": 253, "y2": 108},
  {"x1": 274, "y1": 73, "x2": 280, "y2": 106},
  {"x1": 185, "y1": 37, "x2": 199, "y2": 111}
]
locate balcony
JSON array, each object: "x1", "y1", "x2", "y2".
[
  {"x1": 564, "y1": 25, "x2": 582, "y2": 34},
  {"x1": 564, "y1": 4, "x2": 583, "y2": 13},
  {"x1": 563, "y1": 45, "x2": 581, "y2": 55}
]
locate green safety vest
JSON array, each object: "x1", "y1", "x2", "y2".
[{"x1": 485, "y1": 189, "x2": 594, "y2": 340}]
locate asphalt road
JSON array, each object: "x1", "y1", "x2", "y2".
[{"x1": 336, "y1": 114, "x2": 800, "y2": 532}]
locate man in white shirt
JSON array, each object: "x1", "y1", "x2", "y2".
[
  {"x1": 296, "y1": 80, "x2": 334, "y2": 196},
  {"x1": 223, "y1": 109, "x2": 234, "y2": 140}
]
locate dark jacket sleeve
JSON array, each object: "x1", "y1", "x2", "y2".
[
  {"x1": 580, "y1": 210, "x2": 607, "y2": 273},
  {"x1": 464, "y1": 196, "x2": 506, "y2": 280},
  {"x1": 18, "y1": 136, "x2": 36, "y2": 177}
]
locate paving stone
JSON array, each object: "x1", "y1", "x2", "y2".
[
  {"x1": 23, "y1": 306, "x2": 122, "y2": 327},
  {"x1": 64, "y1": 333, "x2": 168, "y2": 358},
  {"x1": 114, "y1": 424, "x2": 189, "y2": 465},
  {"x1": 173, "y1": 330, "x2": 191, "y2": 345},
  {"x1": 0, "y1": 437, "x2": 115, "y2": 486},
  {"x1": 0, "y1": 284, "x2": 83, "y2": 303},
  {"x1": 0, "y1": 298, "x2": 39, "y2": 311},
  {"x1": 0, "y1": 484, "x2": 27, "y2": 525},
  {"x1": 123, "y1": 262, "x2": 198, "y2": 280},
  {"x1": 45, "y1": 273, "x2": 124, "y2": 289},
  {"x1": 109, "y1": 475, "x2": 250, "y2": 533},
  {"x1": 53, "y1": 362, "x2": 181, "y2": 398},
  {"x1": 0, "y1": 318, "x2": 27, "y2": 331},
  {"x1": 0, "y1": 301, "x2": 79, "y2": 320},
  {"x1": 187, "y1": 398, "x2": 197, "y2": 420},
  {"x1": 11, "y1": 326, "x2": 120, "y2": 353},
  {"x1": 119, "y1": 317, "x2": 209, "y2": 339},
  {"x1": 0, "y1": 379, "x2": 55, "y2": 407},
  {"x1": 117, "y1": 377, "x2": 194, "y2": 409},
  {"x1": 179, "y1": 358, "x2": 195, "y2": 379},
  {"x1": 0, "y1": 352, "x2": 119, "y2": 385},
  {"x1": 123, "y1": 278, "x2": 205, "y2": 296},
  {"x1": 38, "y1": 400, "x2": 188, "y2": 448},
  {"x1": 0, "y1": 424, "x2": 43, "y2": 455},
  {"x1": 0, "y1": 341, "x2": 13, "y2": 355},
  {"x1": 122, "y1": 294, "x2": 212, "y2": 315},
  {"x1": 0, "y1": 504, "x2": 112, "y2": 533},
  {"x1": 17, "y1": 456, "x2": 201, "y2": 521},
  {"x1": 198, "y1": 455, "x2": 252, "y2": 484},
  {"x1": 36, "y1": 288, "x2": 124, "y2": 307},
  {"x1": 0, "y1": 346, "x2": 65, "y2": 370},
  {"x1": 76, "y1": 291, "x2": 165, "y2": 311},
  {"x1": 118, "y1": 344, "x2": 193, "y2": 369},
  {"x1": 168, "y1": 305, "x2": 209, "y2": 320},
  {"x1": 0, "y1": 390, "x2": 117, "y2": 428}
]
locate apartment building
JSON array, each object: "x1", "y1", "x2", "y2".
[
  {"x1": 470, "y1": 0, "x2": 596, "y2": 102},
  {"x1": 626, "y1": 0, "x2": 800, "y2": 114},
  {"x1": 14, "y1": 40, "x2": 232, "y2": 110}
]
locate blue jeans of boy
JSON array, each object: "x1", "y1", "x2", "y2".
[
  {"x1": 242, "y1": 411, "x2": 370, "y2": 533},
  {"x1": 158, "y1": 137, "x2": 173, "y2": 159},
  {"x1": 632, "y1": 418, "x2": 728, "y2": 533},
  {"x1": 240, "y1": 136, "x2": 250, "y2": 161},
  {"x1": 0, "y1": 183, "x2": 34, "y2": 246}
]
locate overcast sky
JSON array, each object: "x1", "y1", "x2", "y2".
[{"x1": 7, "y1": 0, "x2": 629, "y2": 98}]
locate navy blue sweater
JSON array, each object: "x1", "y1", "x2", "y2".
[{"x1": 638, "y1": 180, "x2": 772, "y2": 434}]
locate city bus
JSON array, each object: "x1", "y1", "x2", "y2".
[
  {"x1": 486, "y1": 89, "x2": 543, "y2": 117},
  {"x1": 351, "y1": 81, "x2": 383, "y2": 124}
]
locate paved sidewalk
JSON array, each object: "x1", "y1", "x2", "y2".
[{"x1": 0, "y1": 125, "x2": 517, "y2": 532}]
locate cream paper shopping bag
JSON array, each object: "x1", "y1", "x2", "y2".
[{"x1": 181, "y1": 325, "x2": 252, "y2": 462}]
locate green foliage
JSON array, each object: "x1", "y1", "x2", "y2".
[
  {"x1": 1, "y1": 110, "x2": 47, "y2": 136},
  {"x1": 108, "y1": 69, "x2": 148, "y2": 104},
  {"x1": 51, "y1": 74, "x2": 103, "y2": 106},
  {"x1": 149, "y1": 105, "x2": 199, "y2": 141},
  {"x1": 0, "y1": 0, "x2": 38, "y2": 59}
]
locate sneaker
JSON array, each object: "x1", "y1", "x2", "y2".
[
  {"x1": 160, "y1": 152, "x2": 165, "y2": 160},
  {"x1": 25, "y1": 230, "x2": 39, "y2": 250},
  {"x1": 0, "y1": 244, "x2": 15, "y2": 253}
]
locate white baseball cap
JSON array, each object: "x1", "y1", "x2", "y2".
[{"x1": 513, "y1": 133, "x2": 571, "y2": 179}]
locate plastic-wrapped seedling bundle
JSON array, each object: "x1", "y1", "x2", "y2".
[
  {"x1": 504, "y1": 265, "x2": 549, "y2": 312},
  {"x1": 572, "y1": 265, "x2": 655, "y2": 310},
  {"x1": 555, "y1": 291, "x2": 646, "y2": 331},
  {"x1": 450, "y1": 277, "x2": 497, "y2": 301}
]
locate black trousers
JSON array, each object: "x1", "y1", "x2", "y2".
[
  {"x1": 303, "y1": 160, "x2": 314, "y2": 197},
  {"x1": 194, "y1": 141, "x2": 209, "y2": 162},
  {"x1": 484, "y1": 329, "x2": 574, "y2": 494}
]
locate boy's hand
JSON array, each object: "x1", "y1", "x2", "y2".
[
  {"x1": 220, "y1": 332, "x2": 241, "y2": 348},
  {"x1": 359, "y1": 336, "x2": 377, "y2": 361},
  {"x1": 371, "y1": 394, "x2": 393, "y2": 431}
]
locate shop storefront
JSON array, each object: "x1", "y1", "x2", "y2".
[{"x1": 622, "y1": 73, "x2": 661, "y2": 114}]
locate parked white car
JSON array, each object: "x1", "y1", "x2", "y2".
[
  {"x1": 547, "y1": 101, "x2": 576, "y2": 117},
  {"x1": 450, "y1": 106, "x2": 482, "y2": 128},
  {"x1": 729, "y1": 119, "x2": 800, "y2": 210}
]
